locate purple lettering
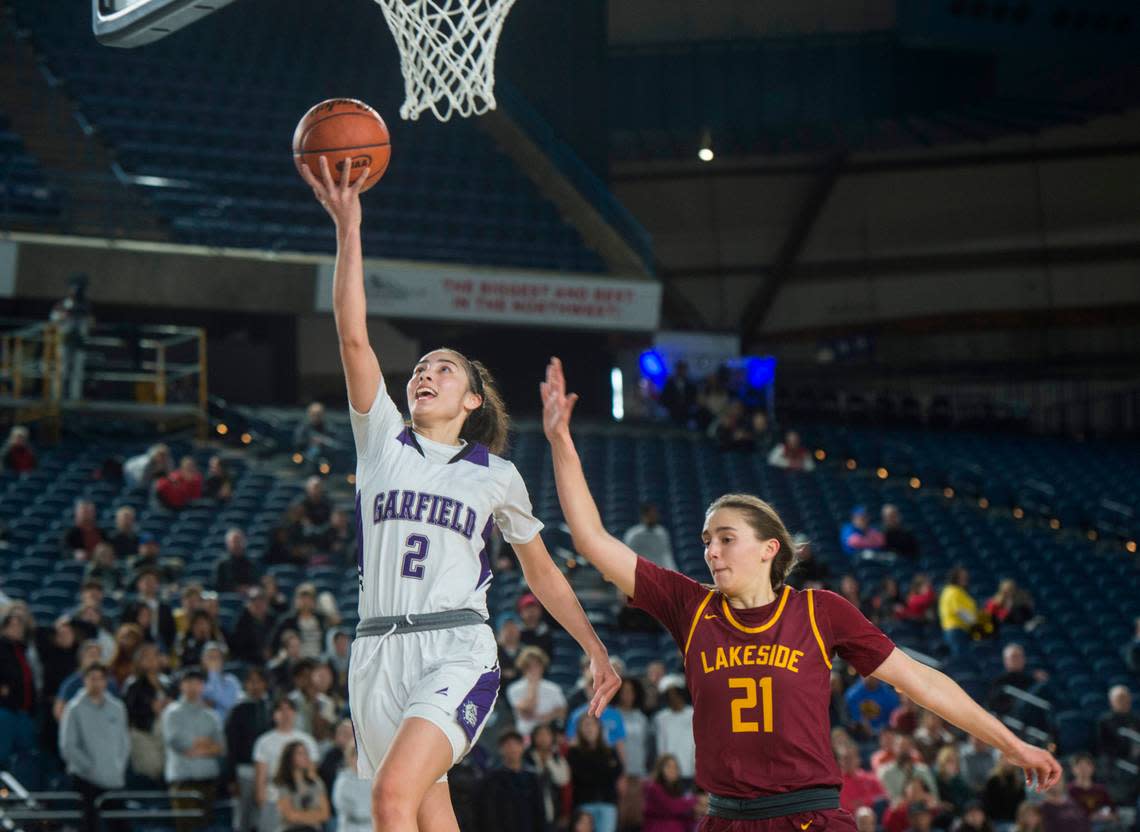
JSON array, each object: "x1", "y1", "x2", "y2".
[
  {"x1": 398, "y1": 491, "x2": 416, "y2": 520},
  {"x1": 414, "y1": 492, "x2": 432, "y2": 522}
]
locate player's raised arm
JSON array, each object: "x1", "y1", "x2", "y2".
[
  {"x1": 541, "y1": 357, "x2": 637, "y2": 598},
  {"x1": 872, "y1": 647, "x2": 1061, "y2": 791},
  {"x1": 301, "y1": 155, "x2": 380, "y2": 413}
]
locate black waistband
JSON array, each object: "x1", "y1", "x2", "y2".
[{"x1": 707, "y1": 787, "x2": 840, "y2": 820}]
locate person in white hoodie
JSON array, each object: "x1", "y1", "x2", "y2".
[
  {"x1": 59, "y1": 663, "x2": 130, "y2": 832},
  {"x1": 331, "y1": 745, "x2": 372, "y2": 832}
]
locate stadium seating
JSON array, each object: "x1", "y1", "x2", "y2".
[
  {"x1": 0, "y1": 111, "x2": 60, "y2": 223},
  {"x1": 7, "y1": 0, "x2": 606, "y2": 272}
]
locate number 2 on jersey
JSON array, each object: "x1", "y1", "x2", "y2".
[
  {"x1": 729, "y1": 676, "x2": 774, "y2": 733},
  {"x1": 401, "y1": 534, "x2": 430, "y2": 579}
]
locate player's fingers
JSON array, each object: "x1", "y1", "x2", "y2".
[
  {"x1": 340, "y1": 156, "x2": 353, "y2": 189},
  {"x1": 352, "y1": 167, "x2": 371, "y2": 194},
  {"x1": 318, "y1": 155, "x2": 335, "y2": 192},
  {"x1": 566, "y1": 393, "x2": 579, "y2": 417},
  {"x1": 299, "y1": 163, "x2": 322, "y2": 192}
]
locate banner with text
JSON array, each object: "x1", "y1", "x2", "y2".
[{"x1": 315, "y1": 261, "x2": 660, "y2": 331}]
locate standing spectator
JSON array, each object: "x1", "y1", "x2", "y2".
[
  {"x1": 615, "y1": 678, "x2": 652, "y2": 824},
  {"x1": 838, "y1": 743, "x2": 887, "y2": 814},
  {"x1": 525, "y1": 723, "x2": 571, "y2": 832},
  {"x1": 107, "y1": 506, "x2": 140, "y2": 559},
  {"x1": 1067, "y1": 752, "x2": 1115, "y2": 821},
  {"x1": 939, "y1": 566, "x2": 978, "y2": 656},
  {"x1": 880, "y1": 736, "x2": 939, "y2": 801},
  {"x1": 321, "y1": 509, "x2": 353, "y2": 566},
  {"x1": 273, "y1": 741, "x2": 330, "y2": 832},
  {"x1": 122, "y1": 642, "x2": 171, "y2": 784},
  {"x1": 518, "y1": 593, "x2": 555, "y2": 660},
  {"x1": 642, "y1": 754, "x2": 701, "y2": 832},
  {"x1": 156, "y1": 456, "x2": 204, "y2": 511},
  {"x1": 318, "y1": 718, "x2": 356, "y2": 796},
  {"x1": 846, "y1": 674, "x2": 901, "y2": 736},
  {"x1": 229, "y1": 588, "x2": 276, "y2": 666},
  {"x1": 642, "y1": 661, "x2": 666, "y2": 715},
  {"x1": 50, "y1": 272, "x2": 94, "y2": 401},
  {"x1": 124, "y1": 443, "x2": 171, "y2": 490},
  {"x1": 986, "y1": 643, "x2": 1050, "y2": 716},
  {"x1": 959, "y1": 735, "x2": 1000, "y2": 793},
  {"x1": 252, "y1": 697, "x2": 319, "y2": 832},
  {"x1": 659, "y1": 360, "x2": 697, "y2": 427},
  {"x1": 323, "y1": 630, "x2": 351, "y2": 699},
  {"x1": 481, "y1": 730, "x2": 546, "y2": 832},
  {"x1": 1040, "y1": 772, "x2": 1090, "y2": 832},
  {"x1": 1096, "y1": 684, "x2": 1140, "y2": 762},
  {"x1": 203, "y1": 456, "x2": 234, "y2": 502},
  {"x1": 294, "y1": 402, "x2": 337, "y2": 469},
  {"x1": 214, "y1": 528, "x2": 259, "y2": 593},
  {"x1": 287, "y1": 659, "x2": 335, "y2": 743},
  {"x1": 58, "y1": 663, "x2": 130, "y2": 832},
  {"x1": 898, "y1": 574, "x2": 937, "y2": 623},
  {"x1": 506, "y1": 646, "x2": 567, "y2": 738},
  {"x1": 0, "y1": 610, "x2": 38, "y2": 768},
  {"x1": 567, "y1": 714, "x2": 623, "y2": 832},
  {"x1": 881, "y1": 504, "x2": 920, "y2": 558},
  {"x1": 127, "y1": 565, "x2": 177, "y2": 651},
  {"x1": 61, "y1": 498, "x2": 106, "y2": 560},
  {"x1": 261, "y1": 574, "x2": 290, "y2": 619},
  {"x1": 496, "y1": 612, "x2": 524, "y2": 693},
  {"x1": 712, "y1": 401, "x2": 754, "y2": 452},
  {"x1": 163, "y1": 667, "x2": 226, "y2": 832},
  {"x1": 272, "y1": 584, "x2": 327, "y2": 659},
  {"x1": 55, "y1": 640, "x2": 112, "y2": 718},
  {"x1": 622, "y1": 502, "x2": 676, "y2": 571},
  {"x1": 331, "y1": 745, "x2": 371, "y2": 832},
  {"x1": 267, "y1": 631, "x2": 303, "y2": 692},
  {"x1": 566, "y1": 665, "x2": 627, "y2": 750},
  {"x1": 177, "y1": 609, "x2": 218, "y2": 669},
  {"x1": 652, "y1": 680, "x2": 696, "y2": 781},
  {"x1": 226, "y1": 668, "x2": 273, "y2": 832},
  {"x1": 201, "y1": 642, "x2": 242, "y2": 720},
  {"x1": 1, "y1": 425, "x2": 37, "y2": 472},
  {"x1": 982, "y1": 758, "x2": 1025, "y2": 824},
  {"x1": 36, "y1": 614, "x2": 80, "y2": 749},
  {"x1": 840, "y1": 506, "x2": 885, "y2": 559},
  {"x1": 73, "y1": 593, "x2": 118, "y2": 664},
  {"x1": 695, "y1": 370, "x2": 730, "y2": 430},
  {"x1": 767, "y1": 430, "x2": 816, "y2": 471}
]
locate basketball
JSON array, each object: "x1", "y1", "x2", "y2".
[{"x1": 292, "y1": 98, "x2": 391, "y2": 192}]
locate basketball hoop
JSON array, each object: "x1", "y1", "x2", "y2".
[{"x1": 374, "y1": 0, "x2": 518, "y2": 122}]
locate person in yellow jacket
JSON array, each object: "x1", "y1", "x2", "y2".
[{"x1": 939, "y1": 566, "x2": 978, "y2": 656}]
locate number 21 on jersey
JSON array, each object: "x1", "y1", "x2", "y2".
[{"x1": 729, "y1": 676, "x2": 774, "y2": 733}]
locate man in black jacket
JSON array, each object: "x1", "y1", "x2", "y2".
[
  {"x1": 480, "y1": 731, "x2": 545, "y2": 832},
  {"x1": 0, "y1": 611, "x2": 38, "y2": 768},
  {"x1": 214, "y1": 528, "x2": 259, "y2": 593},
  {"x1": 121, "y1": 566, "x2": 177, "y2": 652},
  {"x1": 227, "y1": 588, "x2": 275, "y2": 666},
  {"x1": 224, "y1": 667, "x2": 272, "y2": 832}
]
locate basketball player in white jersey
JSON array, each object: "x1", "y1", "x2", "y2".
[{"x1": 302, "y1": 157, "x2": 620, "y2": 832}]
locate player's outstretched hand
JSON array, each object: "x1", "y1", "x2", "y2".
[
  {"x1": 540, "y1": 357, "x2": 579, "y2": 442},
  {"x1": 1004, "y1": 739, "x2": 1062, "y2": 792},
  {"x1": 587, "y1": 652, "x2": 621, "y2": 717},
  {"x1": 300, "y1": 155, "x2": 370, "y2": 231}
]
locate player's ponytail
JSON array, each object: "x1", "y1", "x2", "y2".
[
  {"x1": 442, "y1": 349, "x2": 510, "y2": 455},
  {"x1": 706, "y1": 493, "x2": 800, "y2": 591}
]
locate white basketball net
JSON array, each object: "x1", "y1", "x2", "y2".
[{"x1": 375, "y1": 0, "x2": 519, "y2": 122}]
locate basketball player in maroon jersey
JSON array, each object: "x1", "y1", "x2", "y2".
[{"x1": 540, "y1": 358, "x2": 1060, "y2": 830}]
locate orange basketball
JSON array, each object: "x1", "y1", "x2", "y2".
[{"x1": 292, "y1": 99, "x2": 391, "y2": 192}]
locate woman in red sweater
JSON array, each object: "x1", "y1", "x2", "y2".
[{"x1": 643, "y1": 754, "x2": 704, "y2": 832}]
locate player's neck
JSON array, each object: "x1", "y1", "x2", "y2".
[
  {"x1": 725, "y1": 579, "x2": 777, "y2": 609},
  {"x1": 411, "y1": 418, "x2": 464, "y2": 447}
]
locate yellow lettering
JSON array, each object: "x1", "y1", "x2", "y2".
[
  {"x1": 701, "y1": 651, "x2": 713, "y2": 674},
  {"x1": 729, "y1": 678, "x2": 758, "y2": 732},
  {"x1": 743, "y1": 645, "x2": 756, "y2": 665},
  {"x1": 729, "y1": 646, "x2": 743, "y2": 667},
  {"x1": 756, "y1": 645, "x2": 771, "y2": 664},
  {"x1": 787, "y1": 649, "x2": 803, "y2": 673},
  {"x1": 773, "y1": 645, "x2": 790, "y2": 669},
  {"x1": 715, "y1": 647, "x2": 728, "y2": 670}
]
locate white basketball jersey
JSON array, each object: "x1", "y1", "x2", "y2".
[{"x1": 350, "y1": 378, "x2": 542, "y2": 620}]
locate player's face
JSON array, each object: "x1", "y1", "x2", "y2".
[
  {"x1": 407, "y1": 350, "x2": 481, "y2": 423},
  {"x1": 701, "y1": 508, "x2": 778, "y2": 598}
]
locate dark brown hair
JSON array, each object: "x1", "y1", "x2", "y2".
[
  {"x1": 273, "y1": 740, "x2": 316, "y2": 789},
  {"x1": 651, "y1": 754, "x2": 684, "y2": 797},
  {"x1": 439, "y1": 348, "x2": 510, "y2": 455},
  {"x1": 705, "y1": 493, "x2": 799, "y2": 591}
]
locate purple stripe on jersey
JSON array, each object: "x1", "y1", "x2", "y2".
[
  {"x1": 475, "y1": 516, "x2": 494, "y2": 590},
  {"x1": 396, "y1": 427, "x2": 424, "y2": 456},
  {"x1": 457, "y1": 443, "x2": 490, "y2": 467},
  {"x1": 455, "y1": 666, "x2": 500, "y2": 742},
  {"x1": 354, "y1": 490, "x2": 364, "y2": 585}
]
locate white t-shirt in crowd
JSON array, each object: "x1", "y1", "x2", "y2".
[
  {"x1": 506, "y1": 677, "x2": 567, "y2": 738},
  {"x1": 653, "y1": 706, "x2": 696, "y2": 778},
  {"x1": 622, "y1": 523, "x2": 675, "y2": 571},
  {"x1": 252, "y1": 728, "x2": 319, "y2": 799},
  {"x1": 332, "y1": 768, "x2": 373, "y2": 832}
]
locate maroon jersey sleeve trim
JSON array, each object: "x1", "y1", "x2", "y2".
[
  {"x1": 683, "y1": 589, "x2": 716, "y2": 662},
  {"x1": 807, "y1": 589, "x2": 833, "y2": 670},
  {"x1": 719, "y1": 585, "x2": 790, "y2": 634}
]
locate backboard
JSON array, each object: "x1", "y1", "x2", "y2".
[{"x1": 92, "y1": 0, "x2": 238, "y2": 47}]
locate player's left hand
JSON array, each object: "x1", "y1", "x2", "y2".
[
  {"x1": 587, "y1": 652, "x2": 621, "y2": 717},
  {"x1": 1003, "y1": 739, "x2": 1062, "y2": 792},
  {"x1": 540, "y1": 357, "x2": 579, "y2": 442}
]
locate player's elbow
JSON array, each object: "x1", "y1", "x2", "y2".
[
  {"x1": 337, "y1": 331, "x2": 370, "y2": 352},
  {"x1": 570, "y1": 528, "x2": 612, "y2": 557}
]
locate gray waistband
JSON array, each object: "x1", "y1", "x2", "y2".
[{"x1": 355, "y1": 609, "x2": 486, "y2": 638}]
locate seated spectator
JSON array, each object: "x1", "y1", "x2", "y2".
[
  {"x1": 124, "y1": 443, "x2": 171, "y2": 490},
  {"x1": 125, "y1": 565, "x2": 177, "y2": 651},
  {"x1": 642, "y1": 753, "x2": 702, "y2": 832},
  {"x1": 1067, "y1": 752, "x2": 1115, "y2": 822},
  {"x1": 273, "y1": 740, "x2": 330, "y2": 832},
  {"x1": 872, "y1": 727, "x2": 925, "y2": 775},
  {"x1": 1096, "y1": 684, "x2": 1140, "y2": 762},
  {"x1": 517, "y1": 593, "x2": 555, "y2": 660},
  {"x1": 840, "y1": 506, "x2": 885, "y2": 559},
  {"x1": 265, "y1": 523, "x2": 305, "y2": 567},
  {"x1": 294, "y1": 402, "x2": 337, "y2": 468},
  {"x1": 496, "y1": 612, "x2": 524, "y2": 693},
  {"x1": 881, "y1": 504, "x2": 919, "y2": 558},
  {"x1": 108, "y1": 623, "x2": 145, "y2": 689},
  {"x1": 332, "y1": 744, "x2": 371, "y2": 832},
  {"x1": 983, "y1": 758, "x2": 1025, "y2": 824},
  {"x1": 480, "y1": 730, "x2": 546, "y2": 832},
  {"x1": 839, "y1": 575, "x2": 870, "y2": 618},
  {"x1": 320, "y1": 509, "x2": 353, "y2": 566},
  {"x1": 1013, "y1": 800, "x2": 1043, "y2": 832},
  {"x1": 986, "y1": 643, "x2": 1050, "y2": 716},
  {"x1": 622, "y1": 502, "x2": 675, "y2": 571},
  {"x1": 790, "y1": 534, "x2": 830, "y2": 586},
  {"x1": 124, "y1": 532, "x2": 163, "y2": 578},
  {"x1": 155, "y1": 456, "x2": 203, "y2": 510},
  {"x1": 297, "y1": 475, "x2": 332, "y2": 530},
  {"x1": 261, "y1": 574, "x2": 290, "y2": 619},
  {"x1": 853, "y1": 806, "x2": 877, "y2": 832},
  {"x1": 107, "y1": 506, "x2": 140, "y2": 559},
  {"x1": 214, "y1": 528, "x2": 259, "y2": 593},
  {"x1": 983, "y1": 578, "x2": 1035, "y2": 628},
  {"x1": 713, "y1": 400, "x2": 754, "y2": 452},
  {"x1": 897, "y1": 574, "x2": 937, "y2": 623},
  {"x1": 642, "y1": 660, "x2": 666, "y2": 715},
  {"x1": 173, "y1": 583, "x2": 204, "y2": 639},
  {"x1": 177, "y1": 609, "x2": 217, "y2": 669},
  {"x1": 880, "y1": 736, "x2": 938, "y2": 801},
  {"x1": 568, "y1": 714, "x2": 623, "y2": 832},
  {"x1": 914, "y1": 711, "x2": 955, "y2": 761},
  {"x1": 653, "y1": 680, "x2": 696, "y2": 781},
  {"x1": 161, "y1": 667, "x2": 226, "y2": 825},
  {"x1": 959, "y1": 736, "x2": 1000, "y2": 793},
  {"x1": 869, "y1": 576, "x2": 902, "y2": 626},
  {"x1": 938, "y1": 566, "x2": 978, "y2": 656},
  {"x1": 229, "y1": 588, "x2": 275, "y2": 667},
  {"x1": 525, "y1": 723, "x2": 572, "y2": 830},
  {"x1": 1, "y1": 425, "x2": 37, "y2": 473},
  {"x1": 253, "y1": 698, "x2": 319, "y2": 832},
  {"x1": 84, "y1": 543, "x2": 125, "y2": 594},
  {"x1": 838, "y1": 744, "x2": 887, "y2": 814},
  {"x1": 225, "y1": 667, "x2": 273, "y2": 832},
  {"x1": 951, "y1": 800, "x2": 995, "y2": 832},
  {"x1": 660, "y1": 360, "x2": 697, "y2": 427},
  {"x1": 61, "y1": 498, "x2": 107, "y2": 560},
  {"x1": 882, "y1": 775, "x2": 940, "y2": 832},
  {"x1": 201, "y1": 642, "x2": 241, "y2": 721},
  {"x1": 268, "y1": 630, "x2": 303, "y2": 691},
  {"x1": 58, "y1": 663, "x2": 130, "y2": 832},
  {"x1": 847, "y1": 675, "x2": 901, "y2": 737},
  {"x1": 323, "y1": 630, "x2": 351, "y2": 699},
  {"x1": 318, "y1": 718, "x2": 355, "y2": 796},
  {"x1": 0, "y1": 610, "x2": 38, "y2": 769},
  {"x1": 934, "y1": 746, "x2": 974, "y2": 815},
  {"x1": 767, "y1": 429, "x2": 815, "y2": 471},
  {"x1": 889, "y1": 693, "x2": 919, "y2": 735},
  {"x1": 1040, "y1": 771, "x2": 1090, "y2": 832},
  {"x1": 1123, "y1": 616, "x2": 1140, "y2": 673},
  {"x1": 122, "y1": 642, "x2": 170, "y2": 783},
  {"x1": 287, "y1": 659, "x2": 336, "y2": 744},
  {"x1": 506, "y1": 646, "x2": 567, "y2": 738},
  {"x1": 273, "y1": 583, "x2": 327, "y2": 660},
  {"x1": 203, "y1": 456, "x2": 233, "y2": 503}
]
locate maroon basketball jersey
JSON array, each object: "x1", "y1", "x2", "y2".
[{"x1": 632, "y1": 558, "x2": 895, "y2": 798}]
